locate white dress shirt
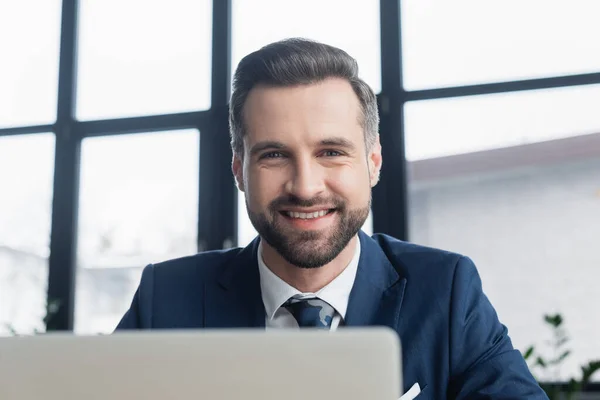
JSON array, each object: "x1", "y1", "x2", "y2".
[{"x1": 257, "y1": 238, "x2": 361, "y2": 330}]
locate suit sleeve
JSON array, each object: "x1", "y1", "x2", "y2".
[
  {"x1": 114, "y1": 264, "x2": 155, "y2": 330},
  {"x1": 448, "y1": 257, "x2": 548, "y2": 399}
]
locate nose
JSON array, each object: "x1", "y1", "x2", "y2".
[{"x1": 284, "y1": 157, "x2": 326, "y2": 200}]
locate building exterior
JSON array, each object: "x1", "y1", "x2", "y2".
[{"x1": 408, "y1": 132, "x2": 600, "y2": 381}]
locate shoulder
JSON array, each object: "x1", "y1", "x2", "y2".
[
  {"x1": 368, "y1": 233, "x2": 479, "y2": 293},
  {"x1": 144, "y1": 247, "x2": 245, "y2": 285},
  {"x1": 370, "y1": 233, "x2": 468, "y2": 273},
  {"x1": 118, "y1": 247, "x2": 249, "y2": 329}
]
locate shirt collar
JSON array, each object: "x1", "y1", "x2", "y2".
[{"x1": 257, "y1": 237, "x2": 361, "y2": 322}]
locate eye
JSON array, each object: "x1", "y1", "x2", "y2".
[
  {"x1": 261, "y1": 151, "x2": 284, "y2": 159},
  {"x1": 321, "y1": 150, "x2": 342, "y2": 157}
]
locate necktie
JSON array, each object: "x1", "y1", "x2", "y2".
[{"x1": 283, "y1": 297, "x2": 335, "y2": 329}]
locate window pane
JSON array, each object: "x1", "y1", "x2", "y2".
[
  {"x1": 0, "y1": 1, "x2": 61, "y2": 128},
  {"x1": 76, "y1": 0, "x2": 212, "y2": 120},
  {"x1": 232, "y1": 0, "x2": 381, "y2": 93},
  {"x1": 407, "y1": 111, "x2": 600, "y2": 378},
  {"x1": 237, "y1": 189, "x2": 373, "y2": 248},
  {"x1": 405, "y1": 84, "x2": 600, "y2": 161},
  {"x1": 75, "y1": 130, "x2": 199, "y2": 334},
  {"x1": 402, "y1": 0, "x2": 600, "y2": 90},
  {"x1": 0, "y1": 134, "x2": 55, "y2": 335}
]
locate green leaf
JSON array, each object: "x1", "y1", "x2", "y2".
[
  {"x1": 536, "y1": 356, "x2": 547, "y2": 368},
  {"x1": 523, "y1": 346, "x2": 535, "y2": 360},
  {"x1": 544, "y1": 313, "x2": 563, "y2": 327},
  {"x1": 581, "y1": 360, "x2": 600, "y2": 384},
  {"x1": 556, "y1": 336, "x2": 569, "y2": 348},
  {"x1": 549, "y1": 350, "x2": 571, "y2": 365}
]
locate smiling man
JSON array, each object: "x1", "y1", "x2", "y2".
[
  {"x1": 116, "y1": 38, "x2": 548, "y2": 399},
  {"x1": 237, "y1": 75, "x2": 377, "y2": 292}
]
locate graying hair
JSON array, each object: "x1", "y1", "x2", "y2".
[{"x1": 229, "y1": 38, "x2": 379, "y2": 156}]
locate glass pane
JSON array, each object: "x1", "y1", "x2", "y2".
[
  {"x1": 75, "y1": 130, "x2": 199, "y2": 334},
  {"x1": 405, "y1": 84, "x2": 600, "y2": 161},
  {"x1": 0, "y1": 1, "x2": 61, "y2": 128},
  {"x1": 76, "y1": 0, "x2": 212, "y2": 120},
  {"x1": 0, "y1": 134, "x2": 55, "y2": 335},
  {"x1": 232, "y1": 0, "x2": 381, "y2": 93},
  {"x1": 237, "y1": 189, "x2": 373, "y2": 248},
  {"x1": 402, "y1": 0, "x2": 600, "y2": 90},
  {"x1": 407, "y1": 106, "x2": 600, "y2": 378}
]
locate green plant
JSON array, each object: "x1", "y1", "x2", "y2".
[{"x1": 523, "y1": 313, "x2": 600, "y2": 400}]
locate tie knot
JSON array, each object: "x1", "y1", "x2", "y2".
[{"x1": 283, "y1": 297, "x2": 335, "y2": 329}]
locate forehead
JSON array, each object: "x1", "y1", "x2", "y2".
[{"x1": 242, "y1": 78, "x2": 363, "y2": 146}]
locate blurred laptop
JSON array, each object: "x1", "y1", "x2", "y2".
[{"x1": 0, "y1": 328, "x2": 401, "y2": 400}]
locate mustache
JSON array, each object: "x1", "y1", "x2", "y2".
[{"x1": 269, "y1": 195, "x2": 344, "y2": 210}]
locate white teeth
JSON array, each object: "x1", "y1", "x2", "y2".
[{"x1": 286, "y1": 210, "x2": 329, "y2": 219}]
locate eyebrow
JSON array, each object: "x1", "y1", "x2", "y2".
[
  {"x1": 249, "y1": 136, "x2": 357, "y2": 157},
  {"x1": 319, "y1": 137, "x2": 357, "y2": 151}
]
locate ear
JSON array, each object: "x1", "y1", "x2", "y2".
[
  {"x1": 368, "y1": 136, "x2": 382, "y2": 187},
  {"x1": 232, "y1": 153, "x2": 245, "y2": 192}
]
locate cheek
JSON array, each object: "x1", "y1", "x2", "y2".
[
  {"x1": 327, "y1": 167, "x2": 371, "y2": 202},
  {"x1": 245, "y1": 168, "x2": 285, "y2": 208}
]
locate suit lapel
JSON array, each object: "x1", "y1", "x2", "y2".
[
  {"x1": 204, "y1": 238, "x2": 266, "y2": 328},
  {"x1": 203, "y1": 232, "x2": 405, "y2": 330},
  {"x1": 344, "y1": 231, "x2": 406, "y2": 330}
]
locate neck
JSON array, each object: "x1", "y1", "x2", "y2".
[{"x1": 260, "y1": 235, "x2": 358, "y2": 293}]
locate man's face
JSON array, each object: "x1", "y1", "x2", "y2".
[{"x1": 232, "y1": 78, "x2": 382, "y2": 268}]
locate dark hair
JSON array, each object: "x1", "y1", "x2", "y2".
[{"x1": 229, "y1": 38, "x2": 379, "y2": 156}]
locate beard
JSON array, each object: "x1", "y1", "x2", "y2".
[{"x1": 247, "y1": 193, "x2": 370, "y2": 269}]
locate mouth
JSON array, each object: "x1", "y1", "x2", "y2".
[
  {"x1": 279, "y1": 209, "x2": 335, "y2": 220},
  {"x1": 277, "y1": 208, "x2": 337, "y2": 229}
]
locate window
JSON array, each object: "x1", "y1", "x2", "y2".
[
  {"x1": 232, "y1": 0, "x2": 381, "y2": 93},
  {"x1": 0, "y1": 0, "x2": 61, "y2": 128},
  {"x1": 402, "y1": 0, "x2": 600, "y2": 90},
  {"x1": 406, "y1": 88, "x2": 600, "y2": 380},
  {"x1": 76, "y1": 0, "x2": 213, "y2": 120},
  {"x1": 0, "y1": 134, "x2": 55, "y2": 335},
  {"x1": 404, "y1": 84, "x2": 600, "y2": 161},
  {"x1": 75, "y1": 130, "x2": 199, "y2": 334}
]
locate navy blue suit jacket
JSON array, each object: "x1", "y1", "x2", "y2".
[{"x1": 116, "y1": 231, "x2": 547, "y2": 399}]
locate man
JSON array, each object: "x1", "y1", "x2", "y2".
[{"x1": 116, "y1": 38, "x2": 547, "y2": 399}]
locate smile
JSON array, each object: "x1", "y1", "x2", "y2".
[{"x1": 282, "y1": 209, "x2": 334, "y2": 220}]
